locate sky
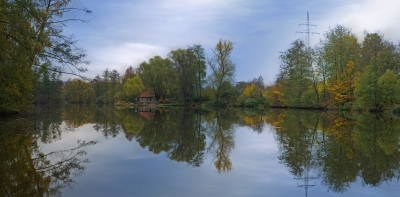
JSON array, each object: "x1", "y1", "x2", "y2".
[{"x1": 63, "y1": 0, "x2": 400, "y2": 84}]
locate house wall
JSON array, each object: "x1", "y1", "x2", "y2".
[{"x1": 139, "y1": 97, "x2": 155, "y2": 102}]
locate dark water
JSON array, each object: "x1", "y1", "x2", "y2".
[{"x1": 1, "y1": 105, "x2": 400, "y2": 197}]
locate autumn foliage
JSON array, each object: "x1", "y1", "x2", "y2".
[{"x1": 266, "y1": 26, "x2": 400, "y2": 111}]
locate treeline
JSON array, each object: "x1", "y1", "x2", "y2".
[
  {"x1": 62, "y1": 40, "x2": 269, "y2": 107},
  {"x1": 4, "y1": 0, "x2": 400, "y2": 114},
  {"x1": 61, "y1": 40, "x2": 242, "y2": 106},
  {"x1": 267, "y1": 25, "x2": 400, "y2": 111},
  {"x1": 0, "y1": 0, "x2": 257, "y2": 113}
]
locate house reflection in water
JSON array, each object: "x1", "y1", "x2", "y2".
[{"x1": 138, "y1": 107, "x2": 156, "y2": 120}]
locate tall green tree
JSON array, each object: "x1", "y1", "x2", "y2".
[
  {"x1": 91, "y1": 75, "x2": 103, "y2": 99},
  {"x1": 315, "y1": 47, "x2": 330, "y2": 102},
  {"x1": 189, "y1": 45, "x2": 207, "y2": 101},
  {"x1": 207, "y1": 39, "x2": 236, "y2": 105},
  {"x1": 137, "y1": 56, "x2": 175, "y2": 100},
  {"x1": 108, "y1": 69, "x2": 121, "y2": 103},
  {"x1": 354, "y1": 65, "x2": 379, "y2": 111},
  {"x1": 361, "y1": 33, "x2": 400, "y2": 76},
  {"x1": 168, "y1": 46, "x2": 206, "y2": 104},
  {"x1": 123, "y1": 76, "x2": 145, "y2": 102},
  {"x1": 0, "y1": 0, "x2": 90, "y2": 113},
  {"x1": 321, "y1": 25, "x2": 360, "y2": 107},
  {"x1": 321, "y1": 25, "x2": 360, "y2": 81},
  {"x1": 354, "y1": 68, "x2": 400, "y2": 111},
  {"x1": 377, "y1": 69, "x2": 400, "y2": 110},
  {"x1": 98, "y1": 68, "x2": 122, "y2": 103},
  {"x1": 169, "y1": 48, "x2": 197, "y2": 103},
  {"x1": 279, "y1": 39, "x2": 314, "y2": 107}
]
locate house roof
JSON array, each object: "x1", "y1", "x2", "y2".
[{"x1": 138, "y1": 90, "x2": 154, "y2": 98}]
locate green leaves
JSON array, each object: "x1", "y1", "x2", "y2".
[
  {"x1": 208, "y1": 39, "x2": 235, "y2": 104},
  {"x1": 138, "y1": 56, "x2": 174, "y2": 100},
  {"x1": 0, "y1": 0, "x2": 89, "y2": 114},
  {"x1": 378, "y1": 69, "x2": 400, "y2": 108},
  {"x1": 355, "y1": 68, "x2": 400, "y2": 111},
  {"x1": 278, "y1": 39, "x2": 315, "y2": 107},
  {"x1": 63, "y1": 79, "x2": 95, "y2": 103},
  {"x1": 123, "y1": 76, "x2": 145, "y2": 102},
  {"x1": 272, "y1": 25, "x2": 400, "y2": 111}
]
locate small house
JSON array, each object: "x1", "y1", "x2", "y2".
[{"x1": 138, "y1": 90, "x2": 156, "y2": 103}]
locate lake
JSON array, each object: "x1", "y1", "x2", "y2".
[{"x1": 1, "y1": 105, "x2": 399, "y2": 197}]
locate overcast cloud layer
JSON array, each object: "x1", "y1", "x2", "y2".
[{"x1": 64, "y1": 0, "x2": 400, "y2": 83}]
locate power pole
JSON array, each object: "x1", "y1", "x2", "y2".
[
  {"x1": 296, "y1": 12, "x2": 319, "y2": 48},
  {"x1": 294, "y1": 117, "x2": 320, "y2": 197},
  {"x1": 296, "y1": 170, "x2": 319, "y2": 197},
  {"x1": 296, "y1": 11, "x2": 320, "y2": 102}
]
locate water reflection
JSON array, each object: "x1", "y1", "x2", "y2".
[
  {"x1": 205, "y1": 110, "x2": 237, "y2": 173},
  {"x1": 0, "y1": 106, "x2": 96, "y2": 197},
  {"x1": 3, "y1": 105, "x2": 400, "y2": 196},
  {"x1": 60, "y1": 105, "x2": 400, "y2": 194},
  {"x1": 266, "y1": 109, "x2": 400, "y2": 195},
  {"x1": 132, "y1": 108, "x2": 207, "y2": 167}
]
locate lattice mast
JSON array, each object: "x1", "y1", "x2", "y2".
[
  {"x1": 296, "y1": 12, "x2": 319, "y2": 48},
  {"x1": 296, "y1": 170, "x2": 319, "y2": 197}
]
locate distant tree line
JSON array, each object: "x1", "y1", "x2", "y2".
[
  {"x1": 267, "y1": 25, "x2": 400, "y2": 112},
  {"x1": 60, "y1": 39, "x2": 270, "y2": 108},
  {"x1": 0, "y1": 0, "x2": 242, "y2": 114},
  {"x1": 61, "y1": 40, "x2": 239, "y2": 106}
]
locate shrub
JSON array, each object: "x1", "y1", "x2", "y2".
[
  {"x1": 235, "y1": 95, "x2": 246, "y2": 107},
  {"x1": 244, "y1": 98, "x2": 256, "y2": 107},
  {"x1": 158, "y1": 97, "x2": 170, "y2": 104}
]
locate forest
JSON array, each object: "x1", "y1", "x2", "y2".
[{"x1": 2, "y1": 0, "x2": 400, "y2": 115}]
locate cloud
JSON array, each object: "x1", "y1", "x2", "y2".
[
  {"x1": 342, "y1": 0, "x2": 400, "y2": 39},
  {"x1": 310, "y1": 0, "x2": 400, "y2": 42},
  {"x1": 82, "y1": 42, "x2": 169, "y2": 79}
]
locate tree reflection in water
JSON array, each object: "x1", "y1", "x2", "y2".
[
  {"x1": 60, "y1": 105, "x2": 400, "y2": 195},
  {"x1": 266, "y1": 109, "x2": 400, "y2": 195},
  {"x1": 95, "y1": 106, "x2": 400, "y2": 193},
  {"x1": 205, "y1": 110, "x2": 237, "y2": 173},
  {"x1": 0, "y1": 107, "x2": 97, "y2": 197},
  {"x1": 12, "y1": 105, "x2": 400, "y2": 196},
  {"x1": 127, "y1": 108, "x2": 207, "y2": 167}
]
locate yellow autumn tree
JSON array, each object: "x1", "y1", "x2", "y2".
[
  {"x1": 264, "y1": 83, "x2": 285, "y2": 106},
  {"x1": 330, "y1": 61, "x2": 356, "y2": 107},
  {"x1": 243, "y1": 84, "x2": 256, "y2": 97}
]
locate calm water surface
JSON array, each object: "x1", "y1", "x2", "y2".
[{"x1": 1, "y1": 105, "x2": 400, "y2": 197}]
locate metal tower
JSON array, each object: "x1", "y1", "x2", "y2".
[
  {"x1": 296, "y1": 12, "x2": 319, "y2": 48},
  {"x1": 296, "y1": 169, "x2": 319, "y2": 197}
]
